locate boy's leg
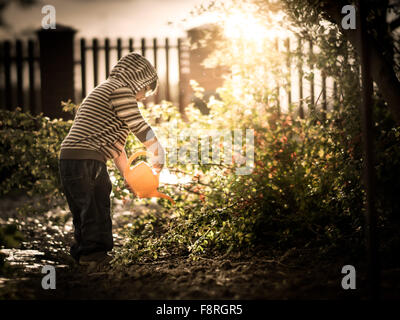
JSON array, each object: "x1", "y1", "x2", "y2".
[
  {"x1": 59, "y1": 159, "x2": 113, "y2": 261},
  {"x1": 82, "y1": 160, "x2": 113, "y2": 255}
]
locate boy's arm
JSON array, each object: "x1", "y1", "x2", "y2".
[
  {"x1": 113, "y1": 137, "x2": 164, "y2": 182},
  {"x1": 110, "y1": 87, "x2": 156, "y2": 141},
  {"x1": 110, "y1": 87, "x2": 165, "y2": 173},
  {"x1": 142, "y1": 136, "x2": 165, "y2": 173},
  {"x1": 113, "y1": 148, "x2": 128, "y2": 177},
  {"x1": 113, "y1": 149, "x2": 136, "y2": 193}
]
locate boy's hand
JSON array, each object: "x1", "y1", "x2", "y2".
[
  {"x1": 152, "y1": 164, "x2": 163, "y2": 174},
  {"x1": 150, "y1": 153, "x2": 164, "y2": 174},
  {"x1": 143, "y1": 137, "x2": 165, "y2": 174},
  {"x1": 124, "y1": 179, "x2": 135, "y2": 194}
]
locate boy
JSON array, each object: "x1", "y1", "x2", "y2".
[{"x1": 59, "y1": 52, "x2": 165, "y2": 266}]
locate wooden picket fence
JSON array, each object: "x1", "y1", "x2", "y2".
[
  {"x1": 0, "y1": 33, "x2": 340, "y2": 119},
  {"x1": 0, "y1": 35, "x2": 190, "y2": 117}
]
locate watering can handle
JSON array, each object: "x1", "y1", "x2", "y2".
[{"x1": 124, "y1": 150, "x2": 154, "y2": 178}]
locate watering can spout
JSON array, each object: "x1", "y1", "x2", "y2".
[{"x1": 151, "y1": 191, "x2": 176, "y2": 205}]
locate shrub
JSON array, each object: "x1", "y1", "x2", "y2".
[
  {"x1": 0, "y1": 107, "x2": 72, "y2": 198},
  {"x1": 114, "y1": 91, "x2": 400, "y2": 265},
  {"x1": 1, "y1": 92, "x2": 399, "y2": 267}
]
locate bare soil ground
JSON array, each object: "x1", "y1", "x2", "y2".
[{"x1": 0, "y1": 195, "x2": 399, "y2": 300}]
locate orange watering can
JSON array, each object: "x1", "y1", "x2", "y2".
[{"x1": 124, "y1": 150, "x2": 175, "y2": 205}]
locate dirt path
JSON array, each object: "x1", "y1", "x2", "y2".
[{"x1": 0, "y1": 195, "x2": 398, "y2": 300}]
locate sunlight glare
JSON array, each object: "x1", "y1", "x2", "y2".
[
  {"x1": 222, "y1": 9, "x2": 291, "y2": 45},
  {"x1": 159, "y1": 168, "x2": 192, "y2": 185}
]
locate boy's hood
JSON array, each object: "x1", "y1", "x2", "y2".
[{"x1": 108, "y1": 52, "x2": 158, "y2": 95}]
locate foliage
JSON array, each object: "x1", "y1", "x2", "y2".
[
  {"x1": 2, "y1": 88, "x2": 399, "y2": 266},
  {"x1": 114, "y1": 0, "x2": 400, "y2": 265},
  {"x1": 0, "y1": 107, "x2": 72, "y2": 199},
  {"x1": 280, "y1": 0, "x2": 400, "y2": 77},
  {"x1": 0, "y1": 224, "x2": 24, "y2": 249},
  {"x1": 0, "y1": 224, "x2": 24, "y2": 275},
  {"x1": 2, "y1": 0, "x2": 400, "y2": 266},
  {"x1": 112, "y1": 90, "x2": 400, "y2": 266}
]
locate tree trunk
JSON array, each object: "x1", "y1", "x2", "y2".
[{"x1": 321, "y1": 1, "x2": 400, "y2": 125}]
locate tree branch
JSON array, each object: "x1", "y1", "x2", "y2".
[
  {"x1": 389, "y1": 16, "x2": 400, "y2": 31},
  {"x1": 319, "y1": 1, "x2": 400, "y2": 125}
]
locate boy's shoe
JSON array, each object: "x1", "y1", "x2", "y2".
[{"x1": 79, "y1": 251, "x2": 112, "y2": 267}]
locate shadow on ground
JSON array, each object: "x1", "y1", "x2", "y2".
[{"x1": 0, "y1": 195, "x2": 399, "y2": 300}]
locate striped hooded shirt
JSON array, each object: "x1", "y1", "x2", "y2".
[{"x1": 60, "y1": 52, "x2": 159, "y2": 163}]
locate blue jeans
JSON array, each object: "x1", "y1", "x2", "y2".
[{"x1": 59, "y1": 159, "x2": 113, "y2": 261}]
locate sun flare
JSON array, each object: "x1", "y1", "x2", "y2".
[{"x1": 222, "y1": 9, "x2": 291, "y2": 45}]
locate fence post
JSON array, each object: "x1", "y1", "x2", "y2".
[
  {"x1": 141, "y1": 38, "x2": 146, "y2": 57},
  {"x1": 37, "y1": 25, "x2": 77, "y2": 119},
  {"x1": 27, "y1": 39, "x2": 36, "y2": 114},
  {"x1": 333, "y1": 80, "x2": 338, "y2": 108},
  {"x1": 15, "y1": 40, "x2": 24, "y2": 111},
  {"x1": 275, "y1": 38, "x2": 280, "y2": 115},
  {"x1": 105, "y1": 38, "x2": 110, "y2": 78},
  {"x1": 165, "y1": 38, "x2": 170, "y2": 102},
  {"x1": 117, "y1": 38, "x2": 122, "y2": 60},
  {"x1": 178, "y1": 38, "x2": 189, "y2": 122},
  {"x1": 3, "y1": 40, "x2": 12, "y2": 110},
  {"x1": 153, "y1": 38, "x2": 160, "y2": 105},
  {"x1": 309, "y1": 40, "x2": 314, "y2": 108},
  {"x1": 285, "y1": 38, "x2": 292, "y2": 112},
  {"x1": 297, "y1": 37, "x2": 304, "y2": 119},
  {"x1": 92, "y1": 38, "x2": 99, "y2": 87},
  {"x1": 80, "y1": 38, "x2": 86, "y2": 99},
  {"x1": 321, "y1": 69, "x2": 327, "y2": 121}
]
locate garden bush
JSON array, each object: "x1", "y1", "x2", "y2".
[
  {"x1": 0, "y1": 107, "x2": 72, "y2": 198},
  {"x1": 113, "y1": 93, "x2": 400, "y2": 265},
  {"x1": 1, "y1": 85, "x2": 399, "y2": 267}
]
